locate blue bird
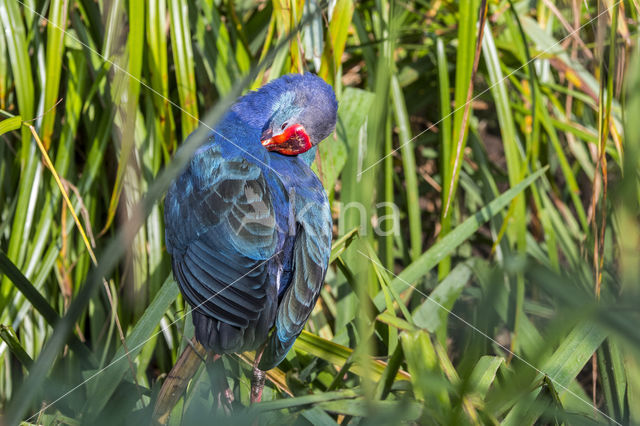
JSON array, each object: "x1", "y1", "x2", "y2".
[{"x1": 164, "y1": 73, "x2": 337, "y2": 401}]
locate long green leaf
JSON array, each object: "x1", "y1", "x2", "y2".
[
  {"x1": 86, "y1": 276, "x2": 179, "y2": 415},
  {"x1": 400, "y1": 330, "x2": 450, "y2": 420},
  {"x1": 4, "y1": 30, "x2": 302, "y2": 421},
  {"x1": 0, "y1": 0, "x2": 38, "y2": 309},
  {"x1": 468, "y1": 355, "x2": 503, "y2": 399},
  {"x1": 0, "y1": 325, "x2": 33, "y2": 369},
  {"x1": 391, "y1": 75, "x2": 421, "y2": 261},
  {"x1": 412, "y1": 261, "x2": 473, "y2": 345},
  {"x1": 169, "y1": 0, "x2": 199, "y2": 138},
  {"x1": 318, "y1": 0, "x2": 354, "y2": 85},
  {"x1": 503, "y1": 321, "x2": 608, "y2": 425},
  {"x1": 41, "y1": 0, "x2": 68, "y2": 149},
  {"x1": 0, "y1": 115, "x2": 21, "y2": 135},
  {"x1": 373, "y1": 167, "x2": 547, "y2": 309},
  {"x1": 294, "y1": 331, "x2": 409, "y2": 382},
  {"x1": 317, "y1": 398, "x2": 423, "y2": 420},
  {"x1": 0, "y1": 250, "x2": 95, "y2": 366}
]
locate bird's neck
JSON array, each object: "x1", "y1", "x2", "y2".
[{"x1": 298, "y1": 146, "x2": 317, "y2": 166}]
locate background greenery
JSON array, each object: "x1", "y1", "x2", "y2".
[{"x1": 0, "y1": 0, "x2": 639, "y2": 424}]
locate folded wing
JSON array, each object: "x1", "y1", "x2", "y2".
[
  {"x1": 165, "y1": 143, "x2": 279, "y2": 353},
  {"x1": 259, "y1": 194, "x2": 331, "y2": 370}
]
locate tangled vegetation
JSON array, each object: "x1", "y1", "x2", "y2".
[{"x1": 0, "y1": 0, "x2": 639, "y2": 424}]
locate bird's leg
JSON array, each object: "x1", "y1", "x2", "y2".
[
  {"x1": 250, "y1": 347, "x2": 266, "y2": 404},
  {"x1": 205, "y1": 352, "x2": 234, "y2": 414}
]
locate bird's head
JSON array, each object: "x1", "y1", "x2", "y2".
[{"x1": 260, "y1": 74, "x2": 337, "y2": 156}]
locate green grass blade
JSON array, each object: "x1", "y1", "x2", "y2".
[
  {"x1": 468, "y1": 355, "x2": 504, "y2": 399},
  {"x1": 85, "y1": 276, "x2": 179, "y2": 415},
  {"x1": 318, "y1": 0, "x2": 354, "y2": 86},
  {"x1": 294, "y1": 331, "x2": 409, "y2": 382},
  {"x1": 0, "y1": 325, "x2": 34, "y2": 369},
  {"x1": 481, "y1": 26, "x2": 528, "y2": 353},
  {"x1": 0, "y1": 249, "x2": 95, "y2": 366},
  {"x1": 0, "y1": 115, "x2": 21, "y2": 135},
  {"x1": 168, "y1": 0, "x2": 199, "y2": 138},
  {"x1": 374, "y1": 167, "x2": 547, "y2": 309},
  {"x1": 147, "y1": 0, "x2": 174, "y2": 153},
  {"x1": 252, "y1": 389, "x2": 359, "y2": 412},
  {"x1": 597, "y1": 339, "x2": 627, "y2": 422},
  {"x1": 503, "y1": 321, "x2": 608, "y2": 425},
  {"x1": 40, "y1": 0, "x2": 68, "y2": 149},
  {"x1": 329, "y1": 228, "x2": 358, "y2": 264},
  {"x1": 400, "y1": 330, "x2": 450, "y2": 419},
  {"x1": 0, "y1": 0, "x2": 37, "y2": 309},
  {"x1": 317, "y1": 398, "x2": 423, "y2": 420},
  {"x1": 437, "y1": 37, "x2": 452, "y2": 182},
  {"x1": 412, "y1": 261, "x2": 473, "y2": 345},
  {"x1": 391, "y1": 75, "x2": 421, "y2": 261}
]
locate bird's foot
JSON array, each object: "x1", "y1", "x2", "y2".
[
  {"x1": 215, "y1": 386, "x2": 234, "y2": 415},
  {"x1": 205, "y1": 353, "x2": 234, "y2": 415}
]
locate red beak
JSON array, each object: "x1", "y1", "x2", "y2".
[{"x1": 261, "y1": 124, "x2": 312, "y2": 155}]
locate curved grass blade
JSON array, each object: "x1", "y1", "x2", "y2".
[
  {"x1": 0, "y1": 249, "x2": 95, "y2": 366},
  {"x1": 317, "y1": 398, "x2": 423, "y2": 420},
  {"x1": 318, "y1": 0, "x2": 354, "y2": 86},
  {"x1": 391, "y1": 75, "x2": 421, "y2": 261},
  {"x1": 41, "y1": 0, "x2": 68, "y2": 149},
  {"x1": 374, "y1": 167, "x2": 547, "y2": 309},
  {"x1": 412, "y1": 261, "x2": 473, "y2": 345},
  {"x1": 0, "y1": 325, "x2": 33, "y2": 369},
  {"x1": 4, "y1": 24, "x2": 312, "y2": 423},
  {"x1": 0, "y1": 115, "x2": 21, "y2": 135},
  {"x1": 294, "y1": 330, "x2": 410, "y2": 382},
  {"x1": 441, "y1": 0, "x2": 484, "y2": 219},
  {"x1": 85, "y1": 276, "x2": 179, "y2": 417},
  {"x1": 468, "y1": 355, "x2": 504, "y2": 399},
  {"x1": 169, "y1": 0, "x2": 199, "y2": 138},
  {"x1": 503, "y1": 321, "x2": 608, "y2": 425},
  {"x1": 252, "y1": 389, "x2": 359, "y2": 413},
  {"x1": 0, "y1": 0, "x2": 37, "y2": 309},
  {"x1": 438, "y1": 0, "x2": 483, "y2": 278},
  {"x1": 100, "y1": 0, "x2": 147, "y2": 235}
]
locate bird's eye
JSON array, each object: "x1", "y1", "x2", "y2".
[{"x1": 281, "y1": 122, "x2": 288, "y2": 130}]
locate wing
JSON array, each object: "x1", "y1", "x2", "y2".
[
  {"x1": 165, "y1": 142, "x2": 280, "y2": 352},
  {"x1": 258, "y1": 189, "x2": 332, "y2": 370}
]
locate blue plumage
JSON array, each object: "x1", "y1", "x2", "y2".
[{"x1": 165, "y1": 73, "x2": 337, "y2": 369}]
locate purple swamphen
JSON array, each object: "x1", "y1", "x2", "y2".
[{"x1": 164, "y1": 73, "x2": 337, "y2": 403}]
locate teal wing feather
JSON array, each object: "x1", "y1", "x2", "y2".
[
  {"x1": 165, "y1": 141, "x2": 280, "y2": 353},
  {"x1": 259, "y1": 186, "x2": 332, "y2": 370}
]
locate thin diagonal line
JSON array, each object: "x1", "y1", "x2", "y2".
[
  {"x1": 25, "y1": 251, "x2": 281, "y2": 423},
  {"x1": 357, "y1": 250, "x2": 620, "y2": 426},
  {"x1": 11, "y1": 0, "x2": 618, "y2": 423},
  {"x1": 10, "y1": 0, "x2": 311, "y2": 420},
  {"x1": 358, "y1": 0, "x2": 621, "y2": 177},
  {"x1": 14, "y1": 0, "x2": 283, "y2": 179}
]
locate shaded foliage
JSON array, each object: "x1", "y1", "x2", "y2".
[{"x1": 0, "y1": 0, "x2": 639, "y2": 424}]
